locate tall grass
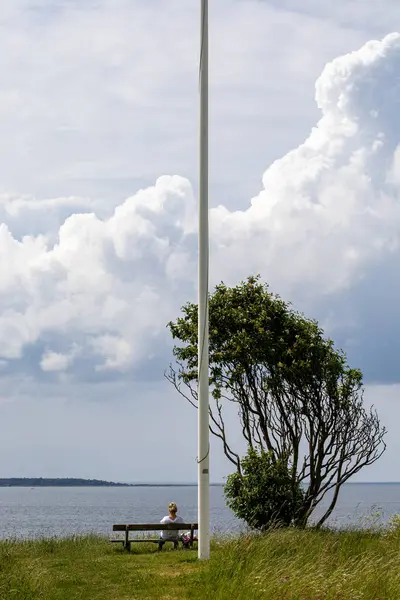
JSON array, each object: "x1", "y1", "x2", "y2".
[
  {"x1": 1, "y1": 526, "x2": 400, "y2": 599},
  {"x1": 190, "y1": 526, "x2": 400, "y2": 600}
]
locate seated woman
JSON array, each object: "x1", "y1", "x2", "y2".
[{"x1": 158, "y1": 502, "x2": 184, "y2": 551}]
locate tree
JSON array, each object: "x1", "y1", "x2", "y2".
[
  {"x1": 166, "y1": 276, "x2": 386, "y2": 528},
  {"x1": 224, "y1": 448, "x2": 305, "y2": 529}
]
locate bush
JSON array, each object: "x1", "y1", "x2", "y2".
[{"x1": 224, "y1": 448, "x2": 305, "y2": 529}]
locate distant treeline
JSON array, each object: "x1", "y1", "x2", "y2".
[{"x1": 0, "y1": 478, "x2": 131, "y2": 487}]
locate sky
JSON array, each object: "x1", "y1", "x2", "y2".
[{"x1": 1, "y1": 0, "x2": 400, "y2": 483}]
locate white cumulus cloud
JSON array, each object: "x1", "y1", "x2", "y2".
[
  {"x1": 1, "y1": 33, "x2": 400, "y2": 381},
  {"x1": 212, "y1": 33, "x2": 400, "y2": 296},
  {"x1": 0, "y1": 175, "x2": 196, "y2": 372}
]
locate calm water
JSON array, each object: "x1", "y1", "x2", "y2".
[{"x1": 0, "y1": 483, "x2": 399, "y2": 539}]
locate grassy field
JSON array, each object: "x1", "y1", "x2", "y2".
[{"x1": 1, "y1": 526, "x2": 400, "y2": 600}]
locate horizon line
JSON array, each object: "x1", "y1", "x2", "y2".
[{"x1": 1, "y1": 478, "x2": 400, "y2": 486}]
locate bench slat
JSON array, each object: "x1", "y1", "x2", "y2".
[{"x1": 112, "y1": 523, "x2": 198, "y2": 532}]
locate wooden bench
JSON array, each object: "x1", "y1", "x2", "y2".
[{"x1": 111, "y1": 523, "x2": 198, "y2": 552}]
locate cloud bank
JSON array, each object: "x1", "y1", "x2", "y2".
[
  {"x1": 1, "y1": 33, "x2": 400, "y2": 382},
  {"x1": 213, "y1": 33, "x2": 400, "y2": 292}
]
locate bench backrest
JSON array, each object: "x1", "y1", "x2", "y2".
[{"x1": 113, "y1": 523, "x2": 198, "y2": 532}]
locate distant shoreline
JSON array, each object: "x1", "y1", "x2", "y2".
[
  {"x1": 0, "y1": 478, "x2": 396, "y2": 487},
  {"x1": 0, "y1": 478, "x2": 130, "y2": 487},
  {"x1": 0, "y1": 478, "x2": 224, "y2": 487}
]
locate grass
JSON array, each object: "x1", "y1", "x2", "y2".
[{"x1": 1, "y1": 527, "x2": 400, "y2": 599}]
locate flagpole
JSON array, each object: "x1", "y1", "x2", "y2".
[{"x1": 198, "y1": 0, "x2": 210, "y2": 560}]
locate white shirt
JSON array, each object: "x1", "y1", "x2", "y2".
[{"x1": 160, "y1": 515, "x2": 184, "y2": 539}]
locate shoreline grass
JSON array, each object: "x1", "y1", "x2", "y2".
[{"x1": 1, "y1": 527, "x2": 399, "y2": 599}]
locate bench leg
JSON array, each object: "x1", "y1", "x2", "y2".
[{"x1": 124, "y1": 530, "x2": 131, "y2": 552}]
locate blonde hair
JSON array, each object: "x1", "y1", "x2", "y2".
[{"x1": 168, "y1": 502, "x2": 178, "y2": 513}]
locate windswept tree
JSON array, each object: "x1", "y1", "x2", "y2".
[{"x1": 166, "y1": 276, "x2": 386, "y2": 528}]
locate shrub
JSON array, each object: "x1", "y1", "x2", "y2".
[{"x1": 224, "y1": 448, "x2": 305, "y2": 529}]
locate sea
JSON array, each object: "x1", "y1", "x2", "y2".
[{"x1": 0, "y1": 483, "x2": 399, "y2": 540}]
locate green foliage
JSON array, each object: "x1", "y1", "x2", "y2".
[
  {"x1": 168, "y1": 275, "x2": 361, "y2": 405},
  {"x1": 224, "y1": 448, "x2": 305, "y2": 529}
]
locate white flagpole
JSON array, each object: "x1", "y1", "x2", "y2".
[{"x1": 198, "y1": 0, "x2": 210, "y2": 560}]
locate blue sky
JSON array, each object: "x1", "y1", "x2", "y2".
[{"x1": 1, "y1": 0, "x2": 400, "y2": 482}]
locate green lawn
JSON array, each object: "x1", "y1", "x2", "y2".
[{"x1": 1, "y1": 527, "x2": 400, "y2": 599}]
